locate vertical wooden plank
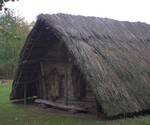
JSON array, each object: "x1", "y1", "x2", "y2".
[
  {"x1": 67, "y1": 64, "x2": 73, "y2": 104},
  {"x1": 64, "y1": 47, "x2": 73, "y2": 105},
  {"x1": 39, "y1": 71, "x2": 43, "y2": 98},
  {"x1": 40, "y1": 61, "x2": 47, "y2": 100},
  {"x1": 39, "y1": 76, "x2": 43, "y2": 98},
  {"x1": 95, "y1": 98, "x2": 101, "y2": 117},
  {"x1": 64, "y1": 60, "x2": 68, "y2": 104},
  {"x1": 24, "y1": 83, "x2": 27, "y2": 105},
  {"x1": 36, "y1": 81, "x2": 39, "y2": 98}
]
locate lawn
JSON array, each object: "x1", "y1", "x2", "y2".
[{"x1": 0, "y1": 83, "x2": 150, "y2": 125}]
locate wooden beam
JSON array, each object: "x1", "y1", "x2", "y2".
[
  {"x1": 40, "y1": 61, "x2": 47, "y2": 100},
  {"x1": 35, "y1": 99, "x2": 87, "y2": 112},
  {"x1": 41, "y1": 57, "x2": 66, "y2": 62},
  {"x1": 16, "y1": 79, "x2": 38, "y2": 85},
  {"x1": 21, "y1": 59, "x2": 39, "y2": 65}
]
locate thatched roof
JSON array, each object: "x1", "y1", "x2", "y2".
[{"x1": 10, "y1": 13, "x2": 150, "y2": 117}]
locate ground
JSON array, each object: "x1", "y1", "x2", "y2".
[{"x1": 1, "y1": 82, "x2": 150, "y2": 125}]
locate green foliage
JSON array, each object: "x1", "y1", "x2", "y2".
[
  {"x1": 0, "y1": 9, "x2": 31, "y2": 79},
  {"x1": 1, "y1": 83, "x2": 150, "y2": 125},
  {"x1": 0, "y1": 0, "x2": 18, "y2": 10}
]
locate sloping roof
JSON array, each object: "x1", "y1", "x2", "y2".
[{"x1": 10, "y1": 13, "x2": 150, "y2": 117}]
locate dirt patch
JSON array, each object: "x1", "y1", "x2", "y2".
[{"x1": 0, "y1": 79, "x2": 13, "y2": 84}]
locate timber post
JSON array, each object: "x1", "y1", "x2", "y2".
[
  {"x1": 64, "y1": 50, "x2": 69, "y2": 105},
  {"x1": 95, "y1": 98, "x2": 101, "y2": 117},
  {"x1": 24, "y1": 82, "x2": 27, "y2": 105},
  {"x1": 40, "y1": 61, "x2": 47, "y2": 100}
]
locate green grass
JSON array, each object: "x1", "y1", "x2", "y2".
[{"x1": 0, "y1": 83, "x2": 150, "y2": 125}]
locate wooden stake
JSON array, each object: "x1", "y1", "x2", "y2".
[{"x1": 24, "y1": 83, "x2": 27, "y2": 105}]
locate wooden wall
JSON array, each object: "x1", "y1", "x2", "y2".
[
  {"x1": 68, "y1": 66, "x2": 97, "y2": 113},
  {"x1": 38, "y1": 42, "x2": 97, "y2": 113}
]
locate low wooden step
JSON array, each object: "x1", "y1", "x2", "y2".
[{"x1": 35, "y1": 99, "x2": 87, "y2": 112}]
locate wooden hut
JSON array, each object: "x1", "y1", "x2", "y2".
[{"x1": 10, "y1": 13, "x2": 150, "y2": 117}]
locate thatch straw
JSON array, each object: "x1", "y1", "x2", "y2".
[{"x1": 10, "y1": 13, "x2": 150, "y2": 117}]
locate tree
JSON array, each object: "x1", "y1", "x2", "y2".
[
  {"x1": 0, "y1": 0, "x2": 18, "y2": 10},
  {"x1": 0, "y1": 9, "x2": 31, "y2": 79}
]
